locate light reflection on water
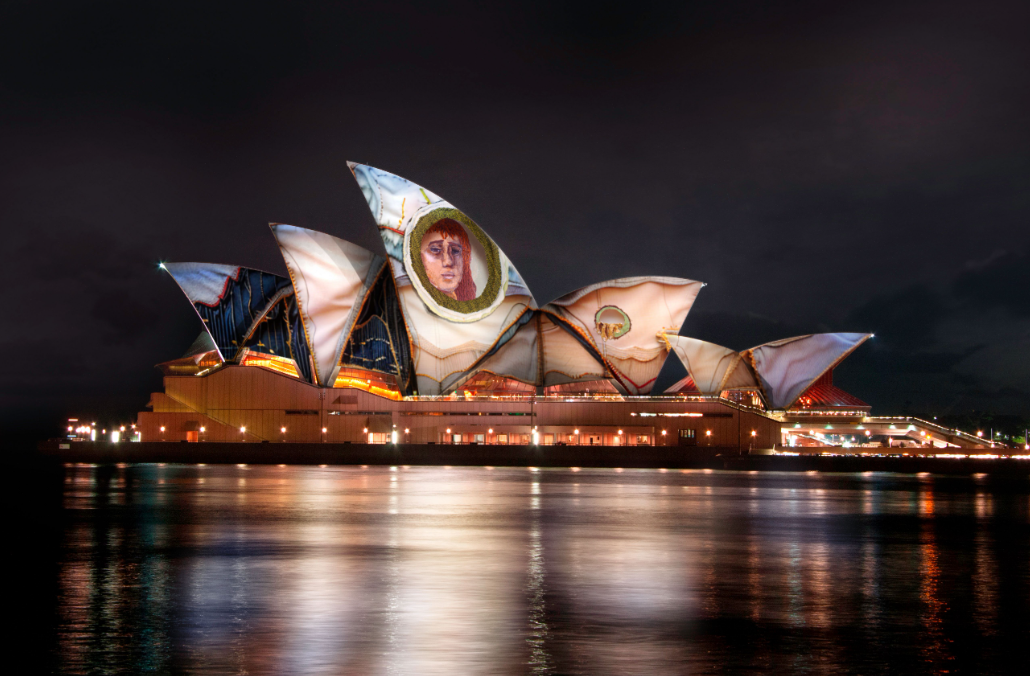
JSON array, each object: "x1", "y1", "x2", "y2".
[{"x1": 53, "y1": 465, "x2": 1029, "y2": 675}]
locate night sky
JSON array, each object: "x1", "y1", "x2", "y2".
[{"x1": 3, "y1": 0, "x2": 1028, "y2": 438}]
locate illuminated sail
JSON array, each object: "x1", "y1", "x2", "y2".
[
  {"x1": 543, "y1": 277, "x2": 704, "y2": 394},
  {"x1": 744, "y1": 333, "x2": 872, "y2": 409},
  {"x1": 348, "y1": 162, "x2": 536, "y2": 394},
  {"x1": 271, "y1": 224, "x2": 385, "y2": 386},
  {"x1": 162, "y1": 262, "x2": 313, "y2": 381},
  {"x1": 665, "y1": 336, "x2": 754, "y2": 395}
]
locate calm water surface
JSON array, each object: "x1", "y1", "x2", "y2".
[{"x1": 45, "y1": 465, "x2": 1029, "y2": 674}]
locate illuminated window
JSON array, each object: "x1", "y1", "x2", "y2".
[{"x1": 241, "y1": 352, "x2": 300, "y2": 378}]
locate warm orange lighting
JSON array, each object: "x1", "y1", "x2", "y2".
[
  {"x1": 404, "y1": 428, "x2": 409, "y2": 433},
  {"x1": 706, "y1": 430, "x2": 711, "y2": 436},
  {"x1": 160, "y1": 426, "x2": 165, "y2": 432},
  {"x1": 240, "y1": 426, "x2": 246, "y2": 433},
  {"x1": 281, "y1": 427, "x2": 286, "y2": 433},
  {"x1": 240, "y1": 352, "x2": 301, "y2": 378},
  {"x1": 574, "y1": 429, "x2": 579, "y2": 434},
  {"x1": 363, "y1": 427, "x2": 368, "y2": 433},
  {"x1": 322, "y1": 427, "x2": 327, "y2": 433},
  {"x1": 200, "y1": 426, "x2": 205, "y2": 433},
  {"x1": 751, "y1": 430, "x2": 756, "y2": 436},
  {"x1": 977, "y1": 431, "x2": 983, "y2": 437},
  {"x1": 331, "y1": 375, "x2": 403, "y2": 401},
  {"x1": 446, "y1": 428, "x2": 451, "y2": 433},
  {"x1": 488, "y1": 428, "x2": 493, "y2": 433},
  {"x1": 617, "y1": 429, "x2": 623, "y2": 435}
]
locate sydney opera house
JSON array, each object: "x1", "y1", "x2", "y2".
[{"x1": 139, "y1": 163, "x2": 981, "y2": 452}]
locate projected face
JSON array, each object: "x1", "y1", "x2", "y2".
[{"x1": 419, "y1": 219, "x2": 476, "y2": 301}]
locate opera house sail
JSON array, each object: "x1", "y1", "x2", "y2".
[{"x1": 144, "y1": 161, "x2": 877, "y2": 449}]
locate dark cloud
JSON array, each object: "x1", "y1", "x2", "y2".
[
  {"x1": 844, "y1": 285, "x2": 945, "y2": 351},
  {"x1": 954, "y1": 248, "x2": 1030, "y2": 317}
]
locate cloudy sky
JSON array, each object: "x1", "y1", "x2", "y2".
[{"x1": 2, "y1": 0, "x2": 1027, "y2": 435}]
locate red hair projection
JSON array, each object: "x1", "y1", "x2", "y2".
[{"x1": 421, "y1": 218, "x2": 477, "y2": 302}]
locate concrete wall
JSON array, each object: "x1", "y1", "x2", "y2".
[{"x1": 138, "y1": 365, "x2": 781, "y2": 452}]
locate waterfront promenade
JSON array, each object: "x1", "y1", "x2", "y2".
[{"x1": 38, "y1": 440, "x2": 1030, "y2": 476}]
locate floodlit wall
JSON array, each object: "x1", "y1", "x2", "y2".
[{"x1": 138, "y1": 364, "x2": 780, "y2": 451}]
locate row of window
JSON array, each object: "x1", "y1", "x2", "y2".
[{"x1": 446, "y1": 433, "x2": 652, "y2": 445}]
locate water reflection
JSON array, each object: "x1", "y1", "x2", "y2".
[{"x1": 50, "y1": 466, "x2": 1029, "y2": 675}]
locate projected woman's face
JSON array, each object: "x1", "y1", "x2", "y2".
[{"x1": 420, "y1": 234, "x2": 464, "y2": 298}]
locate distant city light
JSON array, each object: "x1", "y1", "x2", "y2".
[
  {"x1": 281, "y1": 427, "x2": 286, "y2": 433},
  {"x1": 240, "y1": 426, "x2": 246, "y2": 433}
]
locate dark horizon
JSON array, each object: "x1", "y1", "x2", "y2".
[{"x1": 3, "y1": 0, "x2": 1028, "y2": 441}]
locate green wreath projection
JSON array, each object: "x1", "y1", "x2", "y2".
[{"x1": 407, "y1": 207, "x2": 505, "y2": 319}]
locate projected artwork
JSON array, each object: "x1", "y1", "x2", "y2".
[
  {"x1": 162, "y1": 262, "x2": 313, "y2": 382},
  {"x1": 349, "y1": 162, "x2": 535, "y2": 394},
  {"x1": 270, "y1": 224, "x2": 385, "y2": 387},
  {"x1": 158, "y1": 159, "x2": 871, "y2": 405},
  {"x1": 408, "y1": 209, "x2": 505, "y2": 316},
  {"x1": 542, "y1": 277, "x2": 704, "y2": 395}
]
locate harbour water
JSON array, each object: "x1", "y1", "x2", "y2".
[{"x1": 33, "y1": 465, "x2": 1030, "y2": 674}]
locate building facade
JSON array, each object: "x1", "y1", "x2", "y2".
[{"x1": 142, "y1": 162, "x2": 879, "y2": 453}]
